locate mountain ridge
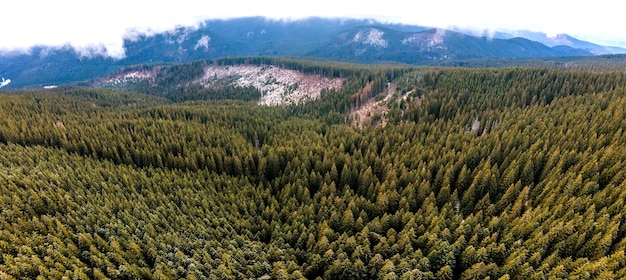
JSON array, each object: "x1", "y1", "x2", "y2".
[{"x1": 0, "y1": 17, "x2": 621, "y2": 88}]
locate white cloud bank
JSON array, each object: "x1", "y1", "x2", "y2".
[{"x1": 1, "y1": 0, "x2": 625, "y2": 58}]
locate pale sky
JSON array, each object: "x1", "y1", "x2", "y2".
[{"x1": 1, "y1": 0, "x2": 625, "y2": 58}]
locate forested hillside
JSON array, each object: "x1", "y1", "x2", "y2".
[{"x1": 1, "y1": 63, "x2": 626, "y2": 279}]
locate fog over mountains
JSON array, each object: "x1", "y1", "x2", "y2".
[{"x1": 1, "y1": 17, "x2": 625, "y2": 88}]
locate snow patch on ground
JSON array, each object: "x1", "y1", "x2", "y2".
[
  {"x1": 194, "y1": 35, "x2": 211, "y2": 50},
  {"x1": 0, "y1": 78, "x2": 10, "y2": 88},
  {"x1": 177, "y1": 31, "x2": 190, "y2": 44},
  {"x1": 200, "y1": 65, "x2": 344, "y2": 106},
  {"x1": 353, "y1": 28, "x2": 388, "y2": 48},
  {"x1": 98, "y1": 70, "x2": 156, "y2": 87},
  {"x1": 403, "y1": 29, "x2": 446, "y2": 48}
]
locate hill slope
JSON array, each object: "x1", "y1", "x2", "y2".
[
  {"x1": 93, "y1": 61, "x2": 345, "y2": 106},
  {"x1": 2, "y1": 65, "x2": 626, "y2": 278},
  {"x1": 308, "y1": 27, "x2": 591, "y2": 63}
]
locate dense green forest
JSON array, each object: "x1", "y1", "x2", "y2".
[{"x1": 2, "y1": 62, "x2": 626, "y2": 279}]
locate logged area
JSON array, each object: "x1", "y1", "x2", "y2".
[
  {"x1": 2, "y1": 61, "x2": 626, "y2": 279},
  {"x1": 94, "y1": 58, "x2": 345, "y2": 106},
  {"x1": 199, "y1": 65, "x2": 344, "y2": 106}
]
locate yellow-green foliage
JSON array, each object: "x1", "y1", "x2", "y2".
[{"x1": 1, "y1": 66, "x2": 626, "y2": 279}]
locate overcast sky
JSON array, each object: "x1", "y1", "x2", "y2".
[{"x1": 2, "y1": 0, "x2": 625, "y2": 57}]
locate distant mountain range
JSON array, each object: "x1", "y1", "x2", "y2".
[
  {"x1": 493, "y1": 31, "x2": 626, "y2": 55},
  {"x1": 309, "y1": 27, "x2": 593, "y2": 63},
  {"x1": 1, "y1": 17, "x2": 625, "y2": 88},
  {"x1": 453, "y1": 28, "x2": 626, "y2": 56}
]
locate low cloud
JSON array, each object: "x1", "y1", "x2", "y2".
[
  {"x1": 0, "y1": 1, "x2": 212, "y2": 59},
  {"x1": 0, "y1": 0, "x2": 625, "y2": 58}
]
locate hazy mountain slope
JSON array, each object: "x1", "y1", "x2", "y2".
[
  {"x1": 202, "y1": 17, "x2": 385, "y2": 55},
  {"x1": 542, "y1": 34, "x2": 626, "y2": 55},
  {"x1": 308, "y1": 27, "x2": 592, "y2": 63},
  {"x1": 0, "y1": 47, "x2": 120, "y2": 88},
  {"x1": 491, "y1": 30, "x2": 626, "y2": 55},
  {"x1": 0, "y1": 17, "x2": 614, "y2": 88}
]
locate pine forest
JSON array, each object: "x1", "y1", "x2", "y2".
[{"x1": 1, "y1": 58, "x2": 626, "y2": 279}]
